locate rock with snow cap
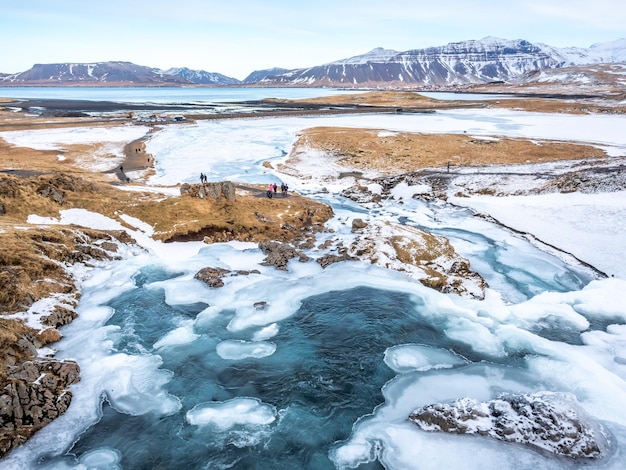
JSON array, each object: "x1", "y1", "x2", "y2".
[{"x1": 409, "y1": 392, "x2": 608, "y2": 459}]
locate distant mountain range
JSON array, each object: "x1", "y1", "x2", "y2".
[
  {"x1": 1, "y1": 62, "x2": 191, "y2": 86},
  {"x1": 1, "y1": 37, "x2": 625, "y2": 88},
  {"x1": 163, "y1": 67, "x2": 240, "y2": 85}
]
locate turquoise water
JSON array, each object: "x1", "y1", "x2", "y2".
[
  {"x1": 37, "y1": 250, "x2": 597, "y2": 469},
  {"x1": 55, "y1": 282, "x2": 472, "y2": 469}
]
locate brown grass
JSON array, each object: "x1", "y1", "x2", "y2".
[
  {"x1": 293, "y1": 127, "x2": 607, "y2": 175},
  {"x1": 268, "y1": 91, "x2": 442, "y2": 107},
  {"x1": 269, "y1": 90, "x2": 626, "y2": 115},
  {"x1": 490, "y1": 98, "x2": 626, "y2": 115},
  {"x1": 123, "y1": 188, "x2": 333, "y2": 243},
  {"x1": 390, "y1": 230, "x2": 454, "y2": 265}
]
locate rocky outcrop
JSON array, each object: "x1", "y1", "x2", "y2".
[
  {"x1": 316, "y1": 252, "x2": 358, "y2": 268},
  {"x1": 0, "y1": 178, "x2": 20, "y2": 198},
  {"x1": 0, "y1": 359, "x2": 80, "y2": 457},
  {"x1": 0, "y1": 219, "x2": 139, "y2": 457},
  {"x1": 41, "y1": 306, "x2": 78, "y2": 328},
  {"x1": 36, "y1": 173, "x2": 95, "y2": 206},
  {"x1": 194, "y1": 267, "x2": 261, "y2": 288},
  {"x1": 341, "y1": 185, "x2": 383, "y2": 205},
  {"x1": 409, "y1": 392, "x2": 608, "y2": 459},
  {"x1": 351, "y1": 218, "x2": 368, "y2": 232},
  {"x1": 258, "y1": 241, "x2": 310, "y2": 270},
  {"x1": 180, "y1": 182, "x2": 236, "y2": 201},
  {"x1": 36, "y1": 184, "x2": 66, "y2": 205},
  {"x1": 1, "y1": 173, "x2": 95, "y2": 211},
  {"x1": 194, "y1": 267, "x2": 231, "y2": 288}
]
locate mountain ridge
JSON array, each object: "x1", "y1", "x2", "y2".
[
  {"x1": 1, "y1": 37, "x2": 624, "y2": 88},
  {"x1": 257, "y1": 37, "x2": 626, "y2": 87}
]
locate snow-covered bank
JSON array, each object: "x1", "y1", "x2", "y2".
[
  {"x1": 449, "y1": 191, "x2": 626, "y2": 279},
  {"x1": 0, "y1": 124, "x2": 150, "y2": 172}
]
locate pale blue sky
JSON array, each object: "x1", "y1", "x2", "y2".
[{"x1": 2, "y1": 0, "x2": 625, "y2": 80}]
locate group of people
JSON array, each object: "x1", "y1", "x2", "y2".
[
  {"x1": 200, "y1": 173, "x2": 208, "y2": 183},
  {"x1": 266, "y1": 182, "x2": 289, "y2": 198}
]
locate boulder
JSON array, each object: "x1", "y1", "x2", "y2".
[
  {"x1": 316, "y1": 252, "x2": 358, "y2": 268},
  {"x1": 42, "y1": 306, "x2": 78, "y2": 328},
  {"x1": 36, "y1": 184, "x2": 65, "y2": 205},
  {"x1": 409, "y1": 392, "x2": 608, "y2": 459},
  {"x1": 0, "y1": 178, "x2": 20, "y2": 198},
  {"x1": 194, "y1": 267, "x2": 231, "y2": 287},
  {"x1": 180, "y1": 181, "x2": 236, "y2": 201},
  {"x1": 258, "y1": 241, "x2": 309, "y2": 270},
  {"x1": 351, "y1": 218, "x2": 368, "y2": 232}
]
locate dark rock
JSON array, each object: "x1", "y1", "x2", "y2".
[
  {"x1": 341, "y1": 185, "x2": 382, "y2": 204},
  {"x1": 41, "y1": 306, "x2": 78, "y2": 328},
  {"x1": 0, "y1": 359, "x2": 80, "y2": 457},
  {"x1": 409, "y1": 392, "x2": 608, "y2": 459},
  {"x1": 0, "y1": 177, "x2": 20, "y2": 198},
  {"x1": 258, "y1": 241, "x2": 309, "y2": 270},
  {"x1": 236, "y1": 269, "x2": 261, "y2": 276},
  {"x1": 98, "y1": 241, "x2": 119, "y2": 253},
  {"x1": 194, "y1": 266, "x2": 231, "y2": 287},
  {"x1": 35, "y1": 174, "x2": 84, "y2": 206},
  {"x1": 351, "y1": 218, "x2": 368, "y2": 232},
  {"x1": 180, "y1": 181, "x2": 236, "y2": 201},
  {"x1": 36, "y1": 184, "x2": 65, "y2": 205},
  {"x1": 316, "y1": 252, "x2": 358, "y2": 268}
]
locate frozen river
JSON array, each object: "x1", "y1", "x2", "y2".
[{"x1": 2, "y1": 105, "x2": 626, "y2": 469}]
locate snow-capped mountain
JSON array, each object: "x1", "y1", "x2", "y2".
[
  {"x1": 1, "y1": 37, "x2": 624, "y2": 87},
  {"x1": 0, "y1": 61, "x2": 191, "y2": 85},
  {"x1": 242, "y1": 67, "x2": 294, "y2": 84},
  {"x1": 0, "y1": 62, "x2": 240, "y2": 86},
  {"x1": 164, "y1": 67, "x2": 241, "y2": 85},
  {"x1": 255, "y1": 37, "x2": 626, "y2": 87},
  {"x1": 331, "y1": 47, "x2": 401, "y2": 65},
  {"x1": 588, "y1": 38, "x2": 626, "y2": 62}
]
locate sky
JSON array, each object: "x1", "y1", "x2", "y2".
[{"x1": 2, "y1": 0, "x2": 625, "y2": 80}]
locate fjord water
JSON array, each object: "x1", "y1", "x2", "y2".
[
  {"x1": 0, "y1": 86, "x2": 358, "y2": 103},
  {"x1": 2, "y1": 90, "x2": 626, "y2": 469},
  {"x1": 0, "y1": 86, "x2": 508, "y2": 103}
]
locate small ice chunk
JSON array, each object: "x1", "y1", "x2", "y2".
[
  {"x1": 79, "y1": 447, "x2": 122, "y2": 468},
  {"x1": 384, "y1": 344, "x2": 467, "y2": 373},
  {"x1": 186, "y1": 397, "x2": 276, "y2": 430},
  {"x1": 252, "y1": 323, "x2": 280, "y2": 341},
  {"x1": 216, "y1": 339, "x2": 276, "y2": 360},
  {"x1": 153, "y1": 324, "x2": 199, "y2": 349}
]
